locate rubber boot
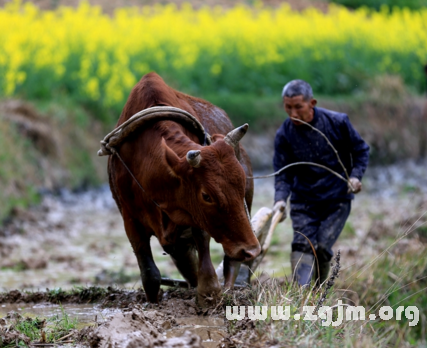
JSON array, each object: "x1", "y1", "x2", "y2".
[
  {"x1": 291, "y1": 251, "x2": 315, "y2": 286},
  {"x1": 234, "y1": 264, "x2": 251, "y2": 286},
  {"x1": 314, "y1": 261, "x2": 331, "y2": 287}
]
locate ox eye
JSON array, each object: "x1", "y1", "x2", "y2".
[{"x1": 202, "y1": 192, "x2": 212, "y2": 203}]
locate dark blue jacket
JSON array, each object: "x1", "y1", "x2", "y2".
[{"x1": 273, "y1": 107, "x2": 370, "y2": 203}]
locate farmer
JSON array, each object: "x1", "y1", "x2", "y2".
[{"x1": 272, "y1": 79, "x2": 370, "y2": 286}]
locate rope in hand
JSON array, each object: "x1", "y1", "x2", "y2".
[{"x1": 248, "y1": 117, "x2": 355, "y2": 192}]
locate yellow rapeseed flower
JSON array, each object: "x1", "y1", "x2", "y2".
[{"x1": 0, "y1": 0, "x2": 426, "y2": 113}]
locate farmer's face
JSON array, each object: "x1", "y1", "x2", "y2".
[{"x1": 283, "y1": 95, "x2": 317, "y2": 126}]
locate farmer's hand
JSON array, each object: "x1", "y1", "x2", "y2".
[
  {"x1": 273, "y1": 200, "x2": 287, "y2": 222},
  {"x1": 347, "y1": 177, "x2": 362, "y2": 194}
]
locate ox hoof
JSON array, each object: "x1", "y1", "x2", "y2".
[
  {"x1": 196, "y1": 283, "x2": 221, "y2": 308},
  {"x1": 196, "y1": 291, "x2": 220, "y2": 308}
]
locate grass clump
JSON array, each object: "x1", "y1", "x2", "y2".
[
  {"x1": 219, "y1": 244, "x2": 426, "y2": 347},
  {"x1": 0, "y1": 306, "x2": 78, "y2": 347},
  {"x1": 341, "y1": 249, "x2": 427, "y2": 344}
]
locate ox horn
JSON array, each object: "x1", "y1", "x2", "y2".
[
  {"x1": 186, "y1": 150, "x2": 202, "y2": 168},
  {"x1": 224, "y1": 124, "x2": 249, "y2": 149}
]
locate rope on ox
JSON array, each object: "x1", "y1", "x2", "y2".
[
  {"x1": 233, "y1": 117, "x2": 356, "y2": 285},
  {"x1": 98, "y1": 106, "x2": 213, "y2": 209},
  {"x1": 98, "y1": 106, "x2": 253, "y2": 289},
  {"x1": 98, "y1": 108, "x2": 354, "y2": 287},
  {"x1": 248, "y1": 117, "x2": 355, "y2": 192},
  {"x1": 98, "y1": 106, "x2": 212, "y2": 157},
  {"x1": 98, "y1": 106, "x2": 252, "y2": 222}
]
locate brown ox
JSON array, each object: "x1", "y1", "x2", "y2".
[{"x1": 108, "y1": 72, "x2": 260, "y2": 305}]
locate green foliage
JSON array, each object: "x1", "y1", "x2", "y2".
[
  {"x1": 14, "y1": 318, "x2": 44, "y2": 341},
  {"x1": 341, "y1": 249, "x2": 427, "y2": 342},
  {"x1": 330, "y1": 0, "x2": 427, "y2": 10},
  {"x1": 226, "y1": 279, "x2": 401, "y2": 346},
  {"x1": 0, "y1": 98, "x2": 106, "y2": 223},
  {"x1": 1, "y1": 3, "x2": 427, "y2": 128},
  {"x1": 341, "y1": 221, "x2": 356, "y2": 238},
  {"x1": 0, "y1": 119, "x2": 42, "y2": 221},
  {"x1": 0, "y1": 306, "x2": 78, "y2": 347},
  {"x1": 203, "y1": 93, "x2": 284, "y2": 129},
  {"x1": 46, "y1": 305, "x2": 78, "y2": 341}
]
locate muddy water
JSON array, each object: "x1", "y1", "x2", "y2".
[
  {"x1": 0, "y1": 304, "x2": 226, "y2": 347},
  {"x1": 0, "y1": 304, "x2": 225, "y2": 347},
  {"x1": 0, "y1": 303, "x2": 119, "y2": 324},
  {"x1": 166, "y1": 317, "x2": 226, "y2": 348}
]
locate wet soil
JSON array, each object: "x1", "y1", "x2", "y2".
[
  {"x1": 0, "y1": 302, "x2": 120, "y2": 324},
  {"x1": 0, "y1": 286, "x2": 241, "y2": 347},
  {"x1": 0, "y1": 179, "x2": 280, "y2": 292},
  {"x1": 0, "y1": 303, "x2": 225, "y2": 347},
  {"x1": 1, "y1": 160, "x2": 427, "y2": 346}
]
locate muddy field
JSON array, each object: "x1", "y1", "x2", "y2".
[{"x1": 1, "y1": 160, "x2": 427, "y2": 347}]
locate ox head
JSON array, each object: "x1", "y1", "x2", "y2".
[{"x1": 161, "y1": 124, "x2": 261, "y2": 262}]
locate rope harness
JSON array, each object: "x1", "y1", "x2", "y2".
[
  {"x1": 250, "y1": 117, "x2": 355, "y2": 191},
  {"x1": 98, "y1": 108, "x2": 354, "y2": 209},
  {"x1": 98, "y1": 106, "x2": 211, "y2": 157},
  {"x1": 98, "y1": 106, "x2": 212, "y2": 208}
]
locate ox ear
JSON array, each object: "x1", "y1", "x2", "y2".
[
  {"x1": 161, "y1": 138, "x2": 184, "y2": 177},
  {"x1": 210, "y1": 134, "x2": 224, "y2": 143}
]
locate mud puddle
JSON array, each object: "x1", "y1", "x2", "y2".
[
  {"x1": 0, "y1": 289, "x2": 231, "y2": 348},
  {"x1": 0, "y1": 303, "x2": 119, "y2": 324},
  {"x1": 0, "y1": 303, "x2": 225, "y2": 347},
  {"x1": 84, "y1": 305, "x2": 227, "y2": 348},
  {"x1": 166, "y1": 317, "x2": 226, "y2": 348}
]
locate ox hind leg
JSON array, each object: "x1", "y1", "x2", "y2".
[
  {"x1": 123, "y1": 215, "x2": 161, "y2": 303},
  {"x1": 162, "y1": 229, "x2": 199, "y2": 288},
  {"x1": 192, "y1": 228, "x2": 221, "y2": 307}
]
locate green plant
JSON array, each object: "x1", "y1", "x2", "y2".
[
  {"x1": 14, "y1": 318, "x2": 44, "y2": 341},
  {"x1": 3, "y1": 306, "x2": 78, "y2": 346},
  {"x1": 330, "y1": 0, "x2": 427, "y2": 11},
  {"x1": 341, "y1": 221, "x2": 356, "y2": 238},
  {"x1": 1, "y1": 2, "x2": 426, "y2": 124},
  {"x1": 46, "y1": 305, "x2": 78, "y2": 341}
]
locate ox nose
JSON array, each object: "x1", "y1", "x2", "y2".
[{"x1": 239, "y1": 244, "x2": 261, "y2": 262}]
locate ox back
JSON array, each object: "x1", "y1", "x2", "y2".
[{"x1": 108, "y1": 72, "x2": 260, "y2": 306}]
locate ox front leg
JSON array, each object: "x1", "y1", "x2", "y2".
[
  {"x1": 123, "y1": 215, "x2": 161, "y2": 303},
  {"x1": 136, "y1": 242, "x2": 162, "y2": 303},
  {"x1": 192, "y1": 228, "x2": 221, "y2": 308}
]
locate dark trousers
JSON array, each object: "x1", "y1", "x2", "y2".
[{"x1": 290, "y1": 200, "x2": 351, "y2": 262}]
